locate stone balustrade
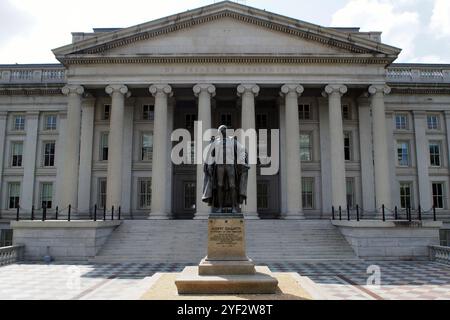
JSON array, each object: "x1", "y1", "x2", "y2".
[
  {"x1": 429, "y1": 245, "x2": 450, "y2": 265},
  {"x1": 387, "y1": 65, "x2": 450, "y2": 84},
  {"x1": 0, "y1": 65, "x2": 66, "y2": 84},
  {"x1": 0, "y1": 245, "x2": 24, "y2": 266}
]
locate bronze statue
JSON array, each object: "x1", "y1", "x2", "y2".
[{"x1": 202, "y1": 125, "x2": 249, "y2": 213}]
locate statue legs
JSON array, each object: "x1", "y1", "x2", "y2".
[{"x1": 216, "y1": 165, "x2": 239, "y2": 213}]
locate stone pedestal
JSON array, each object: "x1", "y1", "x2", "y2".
[{"x1": 175, "y1": 214, "x2": 278, "y2": 294}]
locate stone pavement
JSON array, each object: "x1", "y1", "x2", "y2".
[{"x1": 0, "y1": 261, "x2": 448, "y2": 300}]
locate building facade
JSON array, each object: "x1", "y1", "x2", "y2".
[{"x1": 1, "y1": 1, "x2": 450, "y2": 222}]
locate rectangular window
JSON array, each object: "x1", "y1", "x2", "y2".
[
  {"x1": 142, "y1": 105, "x2": 154, "y2": 121},
  {"x1": 139, "y1": 179, "x2": 152, "y2": 209},
  {"x1": 44, "y1": 115, "x2": 57, "y2": 131},
  {"x1": 11, "y1": 142, "x2": 23, "y2": 167},
  {"x1": 98, "y1": 179, "x2": 107, "y2": 209},
  {"x1": 300, "y1": 133, "x2": 312, "y2": 162},
  {"x1": 257, "y1": 182, "x2": 269, "y2": 210},
  {"x1": 346, "y1": 178, "x2": 355, "y2": 209},
  {"x1": 220, "y1": 114, "x2": 232, "y2": 127},
  {"x1": 427, "y1": 114, "x2": 440, "y2": 130},
  {"x1": 400, "y1": 182, "x2": 412, "y2": 209},
  {"x1": 40, "y1": 183, "x2": 53, "y2": 209},
  {"x1": 141, "y1": 133, "x2": 153, "y2": 161},
  {"x1": 395, "y1": 114, "x2": 408, "y2": 130},
  {"x1": 100, "y1": 133, "x2": 109, "y2": 161},
  {"x1": 13, "y1": 115, "x2": 25, "y2": 131},
  {"x1": 429, "y1": 141, "x2": 441, "y2": 167},
  {"x1": 43, "y1": 141, "x2": 56, "y2": 167},
  {"x1": 344, "y1": 132, "x2": 352, "y2": 161},
  {"x1": 397, "y1": 141, "x2": 410, "y2": 167},
  {"x1": 299, "y1": 104, "x2": 311, "y2": 120},
  {"x1": 432, "y1": 183, "x2": 444, "y2": 209},
  {"x1": 184, "y1": 182, "x2": 196, "y2": 210},
  {"x1": 342, "y1": 105, "x2": 351, "y2": 120},
  {"x1": 8, "y1": 182, "x2": 20, "y2": 209},
  {"x1": 302, "y1": 178, "x2": 314, "y2": 209},
  {"x1": 185, "y1": 114, "x2": 197, "y2": 130},
  {"x1": 0, "y1": 229, "x2": 13, "y2": 247},
  {"x1": 103, "y1": 104, "x2": 111, "y2": 120}
]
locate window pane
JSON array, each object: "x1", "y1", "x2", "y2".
[
  {"x1": 40, "y1": 183, "x2": 53, "y2": 209},
  {"x1": 302, "y1": 178, "x2": 314, "y2": 209},
  {"x1": 143, "y1": 105, "x2": 154, "y2": 120},
  {"x1": 429, "y1": 142, "x2": 441, "y2": 167},
  {"x1": 184, "y1": 182, "x2": 196, "y2": 210},
  {"x1": 346, "y1": 178, "x2": 355, "y2": 208},
  {"x1": 14, "y1": 116, "x2": 25, "y2": 131},
  {"x1": 400, "y1": 183, "x2": 412, "y2": 209},
  {"x1": 141, "y1": 133, "x2": 153, "y2": 161},
  {"x1": 299, "y1": 105, "x2": 311, "y2": 120},
  {"x1": 139, "y1": 179, "x2": 152, "y2": 209},
  {"x1": 98, "y1": 179, "x2": 107, "y2": 209},
  {"x1": 103, "y1": 105, "x2": 111, "y2": 120},
  {"x1": 45, "y1": 115, "x2": 57, "y2": 130},
  {"x1": 432, "y1": 183, "x2": 444, "y2": 209},
  {"x1": 397, "y1": 142, "x2": 409, "y2": 166},
  {"x1": 100, "y1": 133, "x2": 109, "y2": 161},
  {"x1": 300, "y1": 134, "x2": 311, "y2": 161},
  {"x1": 11, "y1": 142, "x2": 23, "y2": 167},
  {"x1": 8, "y1": 183, "x2": 20, "y2": 209},
  {"x1": 344, "y1": 132, "x2": 352, "y2": 161},
  {"x1": 44, "y1": 142, "x2": 55, "y2": 167}
]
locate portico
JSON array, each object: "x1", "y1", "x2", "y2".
[{"x1": 57, "y1": 79, "x2": 392, "y2": 219}]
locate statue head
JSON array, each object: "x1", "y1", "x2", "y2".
[{"x1": 218, "y1": 125, "x2": 227, "y2": 137}]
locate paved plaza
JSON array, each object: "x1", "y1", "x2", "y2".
[{"x1": 0, "y1": 261, "x2": 449, "y2": 300}]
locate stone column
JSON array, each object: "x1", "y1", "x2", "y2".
[
  {"x1": 149, "y1": 84, "x2": 172, "y2": 217},
  {"x1": 61, "y1": 85, "x2": 84, "y2": 209},
  {"x1": 357, "y1": 97, "x2": 376, "y2": 212},
  {"x1": 323, "y1": 84, "x2": 348, "y2": 209},
  {"x1": 77, "y1": 96, "x2": 95, "y2": 214},
  {"x1": 0, "y1": 112, "x2": 6, "y2": 210},
  {"x1": 22, "y1": 111, "x2": 39, "y2": 211},
  {"x1": 121, "y1": 98, "x2": 135, "y2": 215},
  {"x1": 369, "y1": 85, "x2": 392, "y2": 210},
  {"x1": 105, "y1": 84, "x2": 129, "y2": 210},
  {"x1": 318, "y1": 97, "x2": 333, "y2": 213},
  {"x1": 193, "y1": 84, "x2": 216, "y2": 219},
  {"x1": 237, "y1": 84, "x2": 259, "y2": 218},
  {"x1": 280, "y1": 84, "x2": 305, "y2": 219},
  {"x1": 413, "y1": 111, "x2": 432, "y2": 210}
]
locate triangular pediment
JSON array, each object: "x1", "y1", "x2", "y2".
[{"x1": 53, "y1": 1, "x2": 401, "y2": 64}]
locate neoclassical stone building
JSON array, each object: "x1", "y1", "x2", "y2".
[{"x1": 1, "y1": 1, "x2": 450, "y2": 224}]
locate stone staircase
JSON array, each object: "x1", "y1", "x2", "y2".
[{"x1": 91, "y1": 220, "x2": 358, "y2": 264}]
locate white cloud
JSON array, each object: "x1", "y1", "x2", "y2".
[
  {"x1": 429, "y1": 0, "x2": 450, "y2": 38},
  {"x1": 331, "y1": 0, "x2": 421, "y2": 61}
]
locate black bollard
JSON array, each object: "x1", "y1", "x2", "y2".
[
  {"x1": 68, "y1": 204, "x2": 71, "y2": 222},
  {"x1": 94, "y1": 205, "x2": 97, "y2": 222},
  {"x1": 356, "y1": 205, "x2": 360, "y2": 222}
]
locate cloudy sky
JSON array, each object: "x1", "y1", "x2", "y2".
[{"x1": 1, "y1": 0, "x2": 449, "y2": 64}]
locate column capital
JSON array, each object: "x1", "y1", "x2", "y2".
[
  {"x1": 105, "y1": 84, "x2": 130, "y2": 97},
  {"x1": 237, "y1": 84, "x2": 260, "y2": 97},
  {"x1": 322, "y1": 84, "x2": 347, "y2": 97},
  {"x1": 369, "y1": 85, "x2": 391, "y2": 96},
  {"x1": 280, "y1": 84, "x2": 304, "y2": 97},
  {"x1": 193, "y1": 84, "x2": 216, "y2": 97},
  {"x1": 149, "y1": 84, "x2": 173, "y2": 97},
  {"x1": 62, "y1": 85, "x2": 84, "y2": 96}
]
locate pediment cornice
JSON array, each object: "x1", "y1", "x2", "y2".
[{"x1": 53, "y1": 1, "x2": 400, "y2": 64}]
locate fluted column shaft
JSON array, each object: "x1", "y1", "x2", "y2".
[
  {"x1": 105, "y1": 84, "x2": 129, "y2": 209},
  {"x1": 324, "y1": 84, "x2": 348, "y2": 209},
  {"x1": 370, "y1": 85, "x2": 392, "y2": 209},
  {"x1": 61, "y1": 85, "x2": 84, "y2": 209},
  {"x1": 281, "y1": 84, "x2": 305, "y2": 219},
  {"x1": 237, "y1": 84, "x2": 259, "y2": 217},
  {"x1": 194, "y1": 84, "x2": 215, "y2": 219},
  {"x1": 150, "y1": 84, "x2": 172, "y2": 216}
]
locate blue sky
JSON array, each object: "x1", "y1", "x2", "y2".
[{"x1": 1, "y1": 0, "x2": 449, "y2": 64}]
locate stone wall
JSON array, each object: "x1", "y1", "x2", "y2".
[
  {"x1": 11, "y1": 221, "x2": 121, "y2": 262},
  {"x1": 332, "y1": 220, "x2": 443, "y2": 260}
]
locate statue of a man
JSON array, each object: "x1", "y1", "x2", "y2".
[{"x1": 202, "y1": 125, "x2": 249, "y2": 213}]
